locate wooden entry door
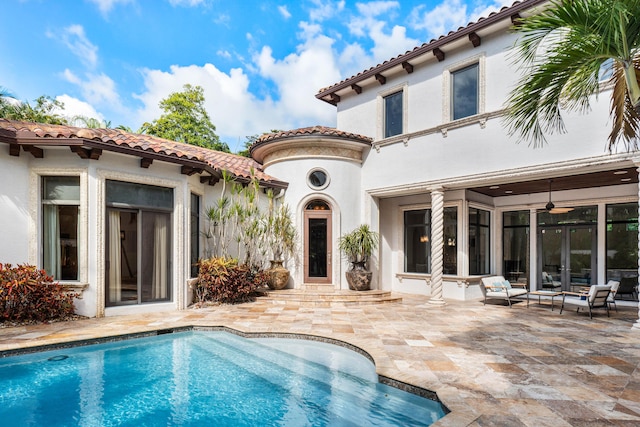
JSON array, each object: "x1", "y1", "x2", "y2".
[{"x1": 304, "y1": 201, "x2": 332, "y2": 283}]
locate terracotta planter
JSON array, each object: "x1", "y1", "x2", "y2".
[
  {"x1": 346, "y1": 261, "x2": 372, "y2": 291},
  {"x1": 267, "y1": 260, "x2": 290, "y2": 290}
]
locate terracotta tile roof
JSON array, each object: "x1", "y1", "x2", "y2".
[
  {"x1": 0, "y1": 118, "x2": 286, "y2": 188},
  {"x1": 316, "y1": 0, "x2": 547, "y2": 103},
  {"x1": 252, "y1": 125, "x2": 372, "y2": 147}
]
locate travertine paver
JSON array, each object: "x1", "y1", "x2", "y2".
[{"x1": 1, "y1": 294, "x2": 640, "y2": 426}]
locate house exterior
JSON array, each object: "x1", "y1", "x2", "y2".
[
  {"x1": 1, "y1": 0, "x2": 638, "y2": 322},
  {"x1": 0, "y1": 120, "x2": 286, "y2": 318},
  {"x1": 252, "y1": 0, "x2": 640, "y2": 313}
]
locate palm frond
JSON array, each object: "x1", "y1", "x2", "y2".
[{"x1": 505, "y1": 0, "x2": 640, "y2": 150}]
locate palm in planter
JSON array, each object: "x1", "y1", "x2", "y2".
[
  {"x1": 338, "y1": 224, "x2": 379, "y2": 291},
  {"x1": 265, "y1": 202, "x2": 297, "y2": 290}
]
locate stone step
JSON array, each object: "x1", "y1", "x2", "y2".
[
  {"x1": 258, "y1": 288, "x2": 402, "y2": 306},
  {"x1": 299, "y1": 283, "x2": 336, "y2": 292}
]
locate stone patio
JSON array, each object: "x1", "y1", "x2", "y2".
[{"x1": 1, "y1": 294, "x2": 640, "y2": 426}]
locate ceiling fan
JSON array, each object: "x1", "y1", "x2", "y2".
[{"x1": 543, "y1": 179, "x2": 574, "y2": 214}]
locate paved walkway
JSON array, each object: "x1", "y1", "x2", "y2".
[{"x1": 1, "y1": 295, "x2": 640, "y2": 426}]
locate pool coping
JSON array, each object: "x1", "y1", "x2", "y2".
[{"x1": 0, "y1": 324, "x2": 448, "y2": 414}]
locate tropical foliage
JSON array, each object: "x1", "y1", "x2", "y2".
[
  {"x1": 0, "y1": 94, "x2": 69, "y2": 125},
  {"x1": 140, "y1": 84, "x2": 230, "y2": 152},
  {"x1": 0, "y1": 263, "x2": 77, "y2": 322},
  {"x1": 70, "y1": 115, "x2": 111, "y2": 129},
  {"x1": 265, "y1": 192, "x2": 297, "y2": 262},
  {"x1": 505, "y1": 0, "x2": 640, "y2": 151},
  {"x1": 338, "y1": 224, "x2": 379, "y2": 267},
  {"x1": 237, "y1": 130, "x2": 282, "y2": 157},
  {"x1": 193, "y1": 257, "x2": 268, "y2": 305}
]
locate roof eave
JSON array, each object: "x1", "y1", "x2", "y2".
[{"x1": 315, "y1": 0, "x2": 548, "y2": 105}]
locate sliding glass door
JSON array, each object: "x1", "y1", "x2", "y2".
[{"x1": 105, "y1": 181, "x2": 173, "y2": 306}]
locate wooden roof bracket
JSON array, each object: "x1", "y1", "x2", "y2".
[
  {"x1": 433, "y1": 48, "x2": 445, "y2": 62},
  {"x1": 469, "y1": 32, "x2": 481, "y2": 48},
  {"x1": 22, "y1": 145, "x2": 44, "y2": 158}
]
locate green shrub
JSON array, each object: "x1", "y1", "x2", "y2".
[
  {"x1": 0, "y1": 263, "x2": 78, "y2": 322},
  {"x1": 195, "y1": 257, "x2": 266, "y2": 305}
]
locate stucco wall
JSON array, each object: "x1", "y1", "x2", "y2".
[
  {"x1": 263, "y1": 156, "x2": 364, "y2": 289},
  {"x1": 334, "y1": 26, "x2": 616, "y2": 193},
  {"x1": 0, "y1": 149, "x2": 31, "y2": 264}
]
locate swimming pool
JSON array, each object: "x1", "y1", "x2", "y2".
[{"x1": 0, "y1": 330, "x2": 446, "y2": 426}]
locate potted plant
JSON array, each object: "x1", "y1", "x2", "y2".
[
  {"x1": 338, "y1": 224, "x2": 379, "y2": 291},
  {"x1": 265, "y1": 203, "x2": 297, "y2": 290}
]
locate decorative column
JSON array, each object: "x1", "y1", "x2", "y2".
[
  {"x1": 429, "y1": 188, "x2": 446, "y2": 305},
  {"x1": 634, "y1": 164, "x2": 640, "y2": 330}
]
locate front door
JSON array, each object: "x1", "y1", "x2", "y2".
[
  {"x1": 538, "y1": 225, "x2": 596, "y2": 291},
  {"x1": 304, "y1": 200, "x2": 332, "y2": 283}
]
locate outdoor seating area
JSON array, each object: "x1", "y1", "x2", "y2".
[{"x1": 1, "y1": 295, "x2": 639, "y2": 426}]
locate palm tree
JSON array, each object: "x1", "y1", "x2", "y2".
[
  {"x1": 505, "y1": 0, "x2": 640, "y2": 151},
  {"x1": 71, "y1": 115, "x2": 111, "y2": 129},
  {"x1": 0, "y1": 87, "x2": 17, "y2": 116}
]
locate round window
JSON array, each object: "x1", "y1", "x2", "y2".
[{"x1": 307, "y1": 169, "x2": 329, "y2": 190}]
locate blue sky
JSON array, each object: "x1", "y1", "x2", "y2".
[{"x1": 1, "y1": 0, "x2": 514, "y2": 151}]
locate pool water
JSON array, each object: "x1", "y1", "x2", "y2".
[{"x1": 0, "y1": 331, "x2": 446, "y2": 426}]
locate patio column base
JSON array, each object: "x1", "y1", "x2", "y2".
[{"x1": 428, "y1": 297, "x2": 446, "y2": 306}]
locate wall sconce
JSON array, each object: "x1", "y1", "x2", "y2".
[
  {"x1": 447, "y1": 238, "x2": 456, "y2": 246},
  {"x1": 420, "y1": 235, "x2": 429, "y2": 243}
]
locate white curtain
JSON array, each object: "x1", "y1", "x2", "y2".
[
  {"x1": 43, "y1": 204, "x2": 61, "y2": 279},
  {"x1": 108, "y1": 210, "x2": 122, "y2": 303},
  {"x1": 152, "y1": 214, "x2": 168, "y2": 300}
]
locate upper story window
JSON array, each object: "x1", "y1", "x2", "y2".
[
  {"x1": 451, "y1": 63, "x2": 479, "y2": 120},
  {"x1": 42, "y1": 176, "x2": 80, "y2": 281},
  {"x1": 384, "y1": 91, "x2": 403, "y2": 138},
  {"x1": 443, "y1": 53, "x2": 485, "y2": 124}
]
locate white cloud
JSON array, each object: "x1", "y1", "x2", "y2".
[
  {"x1": 214, "y1": 13, "x2": 231, "y2": 26},
  {"x1": 308, "y1": 0, "x2": 345, "y2": 22},
  {"x1": 217, "y1": 50, "x2": 232, "y2": 59},
  {"x1": 47, "y1": 25, "x2": 98, "y2": 69},
  {"x1": 55, "y1": 94, "x2": 105, "y2": 122},
  {"x1": 62, "y1": 69, "x2": 123, "y2": 109},
  {"x1": 169, "y1": 0, "x2": 205, "y2": 7},
  {"x1": 255, "y1": 33, "x2": 339, "y2": 123},
  {"x1": 350, "y1": 1, "x2": 399, "y2": 37},
  {"x1": 133, "y1": 64, "x2": 281, "y2": 148},
  {"x1": 408, "y1": 0, "x2": 468, "y2": 40},
  {"x1": 470, "y1": 1, "x2": 517, "y2": 23},
  {"x1": 132, "y1": 28, "x2": 340, "y2": 149},
  {"x1": 345, "y1": 1, "x2": 417, "y2": 67},
  {"x1": 87, "y1": 0, "x2": 132, "y2": 15},
  {"x1": 278, "y1": 5, "x2": 291, "y2": 19}
]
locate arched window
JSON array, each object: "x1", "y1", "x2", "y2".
[{"x1": 306, "y1": 200, "x2": 330, "y2": 210}]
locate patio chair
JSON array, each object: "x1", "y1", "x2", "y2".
[
  {"x1": 541, "y1": 271, "x2": 561, "y2": 290},
  {"x1": 606, "y1": 280, "x2": 620, "y2": 312},
  {"x1": 560, "y1": 284, "x2": 611, "y2": 319},
  {"x1": 617, "y1": 277, "x2": 638, "y2": 301},
  {"x1": 480, "y1": 276, "x2": 529, "y2": 308}
]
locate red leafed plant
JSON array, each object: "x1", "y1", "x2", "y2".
[
  {"x1": 195, "y1": 257, "x2": 266, "y2": 305},
  {"x1": 0, "y1": 263, "x2": 78, "y2": 322}
]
